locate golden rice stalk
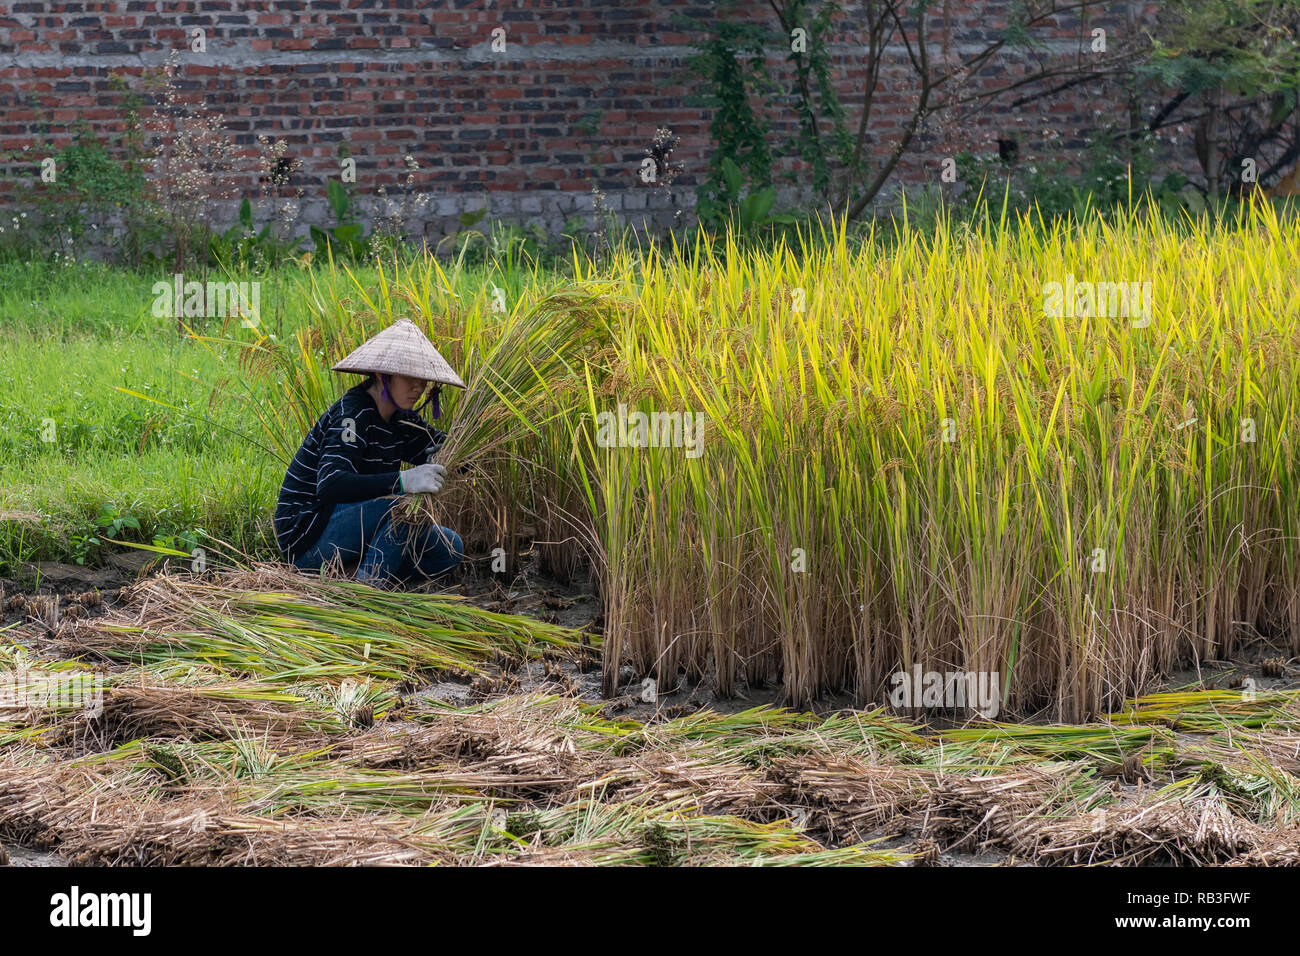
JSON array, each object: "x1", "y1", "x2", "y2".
[{"x1": 392, "y1": 287, "x2": 619, "y2": 581}]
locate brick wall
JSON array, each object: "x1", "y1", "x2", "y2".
[{"x1": 0, "y1": 1, "x2": 1199, "y2": 245}]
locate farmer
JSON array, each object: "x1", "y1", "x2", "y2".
[{"x1": 274, "y1": 318, "x2": 467, "y2": 588}]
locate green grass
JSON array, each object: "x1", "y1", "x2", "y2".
[
  {"x1": 0, "y1": 259, "x2": 159, "y2": 336},
  {"x1": 0, "y1": 327, "x2": 279, "y2": 568},
  {"x1": 0, "y1": 254, "x2": 575, "y2": 570},
  {"x1": 0, "y1": 259, "x2": 309, "y2": 337}
]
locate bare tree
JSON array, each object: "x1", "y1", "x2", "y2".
[{"x1": 766, "y1": 0, "x2": 1154, "y2": 218}]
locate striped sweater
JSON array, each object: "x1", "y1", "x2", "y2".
[{"x1": 274, "y1": 383, "x2": 446, "y2": 561}]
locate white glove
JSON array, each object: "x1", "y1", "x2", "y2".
[{"x1": 400, "y1": 463, "x2": 447, "y2": 495}]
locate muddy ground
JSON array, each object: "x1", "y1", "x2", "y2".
[
  {"x1": 2, "y1": 546, "x2": 1297, "y2": 868},
  {"x1": 9, "y1": 547, "x2": 1298, "y2": 716}
]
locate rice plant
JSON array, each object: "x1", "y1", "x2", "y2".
[
  {"x1": 227, "y1": 197, "x2": 1300, "y2": 721},
  {"x1": 51, "y1": 568, "x2": 590, "y2": 683},
  {"x1": 576, "y1": 199, "x2": 1300, "y2": 718}
]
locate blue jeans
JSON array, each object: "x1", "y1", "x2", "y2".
[{"x1": 292, "y1": 497, "x2": 464, "y2": 587}]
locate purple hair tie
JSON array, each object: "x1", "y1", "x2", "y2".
[{"x1": 429, "y1": 386, "x2": 442, "y2": 419}]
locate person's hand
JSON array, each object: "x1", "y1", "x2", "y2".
[{"x1": 400, "y1": 463, "x2": 447, "y2": 495}]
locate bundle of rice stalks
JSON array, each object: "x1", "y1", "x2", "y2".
[
  {"x1": 0, "y1": 646, "x2": 106, "y2": 734},
  {"x1": 1200, "y1": 728, "x2": 1300, "y2": 777},
  {"x1": 232, "y1": 762, "x2": 532, "y2": 814},
  {"x1": 0, "y1": 751, "x2": 491, "y2": 865},
  {"x1": 25, "y1": 676, "x2": 344, "y2": 752},
  {"x1": 608, "y1": 704, "x2": 929, "y2": 765},
  {"x1": 910, "y1": 766, "x2": 1105, "y2": 856},
  {"x1": 343, "y1": 696, "x2": 787, "y2": 808},
  {"x1": 764, "y1": 756, "x2": 939, "y2": 844},
  {"x1": 407, "y1": 690, "x2": 635, "y2": 739},
  {"x1": 433, "y1": 289, "x2": 616, "y2": 473},
  {"x1": 939, "y1": 723, "x2": 1176, "y2": 769},
  {"x1": 339, "y1": 720, "x2": 597, "y2": 800},
  {"x1": 1110, "y1": 690, "x2": 1300, "y2": 731},
  {"x1": 392, "y1": 288, "x2": 619, "y2": 568},
  {"x1": 40, "y1": 566, "x2": 588, "y2": 683},
  {"x1": 48, "y1": 736, "x2": 507, "y2": 817},
  {"x1": 369, "y1": 695, "x2": 941, "y2": 822},
  {"x1": 1182, "y1": 759, "x2": 1290, "y2": 822},
  {"x1": 482, "y1": 797, "x2": 912, "y2": 866},
  {"x1": 1033, "y1": 797, "x2": 1261, "y2": 865},
  {"x1": 577, "y1": 751, "x2": 790, "y2": 817},
  {"x1": 1229, "y1": 832, "x2": 1300, "y2": 865}
]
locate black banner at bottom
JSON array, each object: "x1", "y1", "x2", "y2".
[{"x1": 0, "y1": 864, "x2": 1276, "y2": 942}]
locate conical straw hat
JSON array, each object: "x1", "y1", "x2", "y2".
[{"x1": 332, "y1": 318, "x2": 465, "y2": 388}]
